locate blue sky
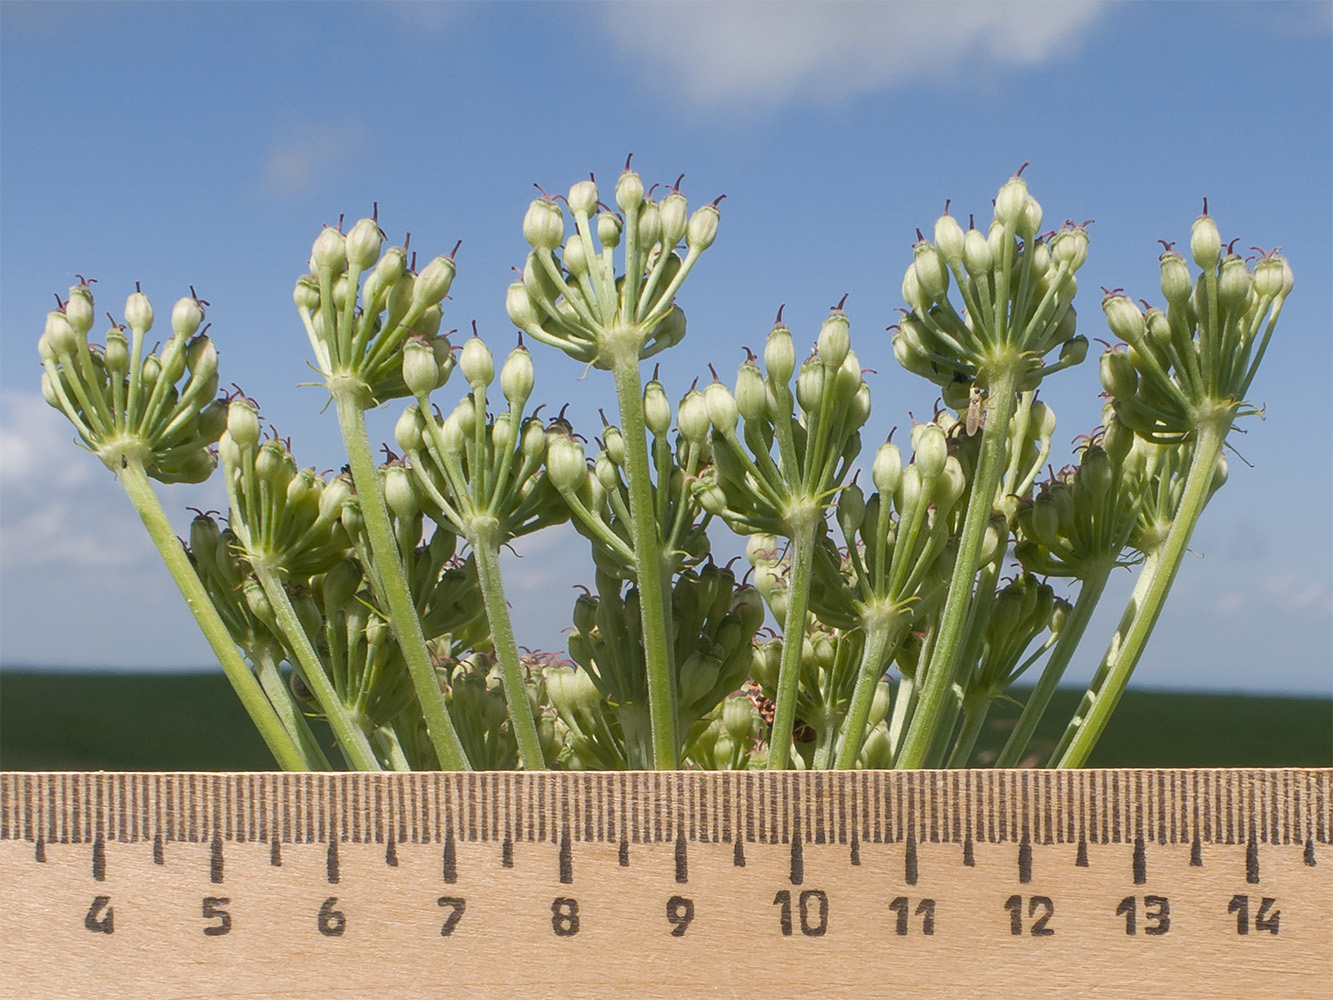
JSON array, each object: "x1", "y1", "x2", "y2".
[{"x1": 1, "y1": 1, "x2": 1329, "y2": 696}]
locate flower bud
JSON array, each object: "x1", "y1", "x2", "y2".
[
  {"x1": 1076, "y1": 446, "x2": 1114, "y2": 501},
  {"x1": 395, "y1": 404, "x2": 426, "y2": 455},
  {"x1": 293, "y1": 275, "x2": 321, "y2": 313},
  {"x1": 501, "y1": 344, "x2": 535, "y2": 410},
  {"x1": 320, "y1": 473, "x2": 354, "y2": 523},
  {"x1": 723, "y1": 695, "x2": 757, "y2": 741},
  {"x1": 872, "y1": 441, "x2": 902, "y2": 495},
  {"x1": 227, "y1": 397, "x2": 261, "y2": 450},
  {"x1": 912, "y1": 243, "x2": 950, "y2": 304},
  {"x1": 677, "y1": 388, "x2": 709, "y2": 444},
  {"x1": 637, "y1": 200, "x2": 662, "y2": 249},
  {"x1": 562, "y1": 233, "x2": 590, "y2": 277},
  {"x1": 124, "y1": 290, "x2": 154, "y2": 333},
  {"x1": 345, "y1": 216, "x2": 382, "y2": 272},
  {"x1": 1252, "y1": 254, "x2": 1289, "y2": 301},
  {"x1": 963, "y1": 227, "x2": 993, "y2": 276},
  {"x1": 601, "y1": 424, "x2": 626, "y2": 468},
  {"x1": 384, "y1": 464, "x2": 418, "y2": 520},
  {"x1": 567, "y1": 179, "x2": 598, "y2": 218},
  {"x1": 1190, "y1": 211, "x2": 1221, "y2": 270},
  {"x1": 734, "y1": 359, "x2": 767, "y2": 423},
  {"x1": 414, "y1": 254, "x2": 457, "y2": 310},
  {"x1": 686, "y1": 204, "x2": 720, "y2": 251},
  {"x1": 764, "y1": 322, "x2": 795, "y2": 386},
  {"x1": 1218, "y1": 254, "x2": 1252, "y2": 312},
  {"x1": 816, "y1": 311, "x2": 851, "y2": 370},
  {"x1": 911, "y1": 423, "x2": 948, "y2": 480},
  {"x1": 65, "y1": 284, "x2": 96, "y2": 336},
  {"x1": 934, "y1": 212, "x2": 966, "y2": 265},
  {"x1": 994, "y1": 175, "x2": 1030, "y2": 233},
  {"x1": 1102, "y1": 294, "x2": 1146, "y2": 345},
  {"x1": 1100, "y1": 350, "x2": 1138, "y2": 400},
  {"x1": 546, "y1": 432, "x2": 586, "y2": 492},
  {"x1": 643, "y1": 379, "x2": 671, "y2": 436},
  {"x1": 505, "y1": 281, "x2": 540, "y2": 331},
  {"x1": 705, "y1": 380, "x2": 738, "y2": 434},
  {"x1": 795, "y1": 357, "x2": 825, "y2": 413},
  {"x1": 596, "y1": 211, "x2": 622, "y2": 249},
  {"x1": 659, "y1": 191, "x2": 689, "y2": 246},
  {"x1": 40, "y1": 309, "x2": 80, "y2": 360},
  {"x1": 1020, "y1": 193, "x2": 1043, "y2": 241},
  {"x1": 310, "y1": 226, "x2": 347, "y2": 277},
  {"x1": 1159, "y1": 250, "x2": 1192, "y2": 306},
  {"x1": 837, "y1": 483, "x2": 866, "y2": 537},
  {"x1": 615, "y1": 168, "x2": 644, "y2": 214},
  {"x1": 104, "y1": 327, "x2": 130, "y2": 377},
  {"x1": 403, "y1": 335, "x2": 442, "y2": 398},
  {"x1": 1051, "y1": 227, "x2": 1088, "y2": 271},
  {"x1": 459, "y1": 335, "x2": 494, "y2": 389},
  {"x1": 523, "y1": 200, "x2": 569, "y2": 261}
]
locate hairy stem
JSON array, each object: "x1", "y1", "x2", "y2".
[{"x1": 768, "y1": 502, "x2": 821, "y2": 769}]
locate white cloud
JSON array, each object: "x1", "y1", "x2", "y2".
[
  {"x1": 260, "y1": 119, "x2": 367, "y2": 197},
  {"x1": 599, "y1": 0, "x2": 1109, "y2": 108}
]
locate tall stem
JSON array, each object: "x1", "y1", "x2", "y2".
[
  {"x1": 472, "y1": 526, "x2": 546, "y2": 769},
  {"x1": 332, "y1": 386, "x2": 471, "y2": 770},
  {"x1": 768, "y1": 504, "x2": 821, "y2": 769},
  {"x1": 995, "y1": 563, "x2": 1113, "y2": 767},
  {"x1": 254, "y1": 564, "x2": 382, "y2": 771},
  {"x1": 1056, "y1": 418, "x2": 1229, "y2": 767},
  {"x1": 609, "y1": 348, "x2": 679, "y2": 768},
  {"x1": 896, "y1": 362, "x2": 1021, "y2": 768},
  {"x1": 116, "y1": 459, "x2": 308, "y2": 770},
  {"x1": 834, "y1": 615, "x2": 903, "y2": 768}
]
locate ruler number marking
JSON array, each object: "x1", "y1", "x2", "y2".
[
  {"x1": 666, "y1": 895, "x2": 694, "y2": 937},
  {"x1": 84, "y1": 894, "x2": 113, "y2": 934},
  {"x1": 774, "y1": 889, "x2": 828, "y2": 937},
  {"x1": 1004, "y1": 894, "x2": 1054, "y2": 936},
  {"x1": 317, "y1": 897, "x2": 346, "y2": 937},
  {"x1": 1116, "y1": 895, "x2": 1170, "y2": 935},
  {"x1": 551, "y1": 897, "x2": 580, "y2": 936},
  {"x1": 1227, "y1": 894, "x2": 1280, "y2": 935},
  {"x1": 437, "y1": 896, "x2": 466, "y2": 936},
  {"x1": 888, "y1": 896, "x2": 935, "y2": 936},
  {"x1": 202, "y1": 896, "x2": 232, "y2": 936}
]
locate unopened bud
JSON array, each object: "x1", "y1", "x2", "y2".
[
  {"x1": 227, "y1": 397, "x2": 261, "y2": 450},
  {"x1": 659, "y1": 191, "x2": 689, "y2": 246},
  {"x1": 934, "y1": 212, "x2": 966, "y2": 265},
  {"x1": 1190, "y1": 211, "x2": 1221, "y2": 270},
  {"x1": 567, "y1": 179, "x2": 598, "y2": 217},
  {"x1": 65, "y1": 284, "x2": 96, "y2": 336},
  {"x1": 872, "y1": 441, "x2": 902, "y2": 495},
  {"x1": 816, "y1": 311, "x2": 851, "y2": 370},
  {"x1": 1102, "y1": 294, "x2": 1146, "y2": 345},
  {"x1": 459, "y1": 335, "x2": 494, "y2": 389},
  {"x1": 310, "y1": 226, "x2": 347, "y2": 276},
  {"x1": 677, "y1": 388, "x2": 709, "y2": 444},
  {"x1": 501, "y1": 344, "x2": 535, "y2": 410},
  {"x1": 643, "y1": 379, "x2": 671, "y2": 436},
  {"x1": 994, "y1": 175, "x2": 1031, "y2": 232},
  {"x1": 403, "y1": 336, "x2": 442, "y2": 398},
  {"x1": 546, "y1": 433, "x2": 586, "y2": 492},
  {"x1": 911, "y1": 423, "x2": 948, "y2": 480},
  {"x1": 963, "y1": 227, "x2": 993, "y2": 276},
  {"x1": 686, "y1": 204, "x2": 720, "y2": 251},
  {"x1": 1159, "y1": 251, "x2": 1191, "y2": 306},
  {"x1": 414, "y1": 254, "x2": 457, "y2": 310},
  {"x1": 345, "y1": 216, "x2": 382, "y2": 272},
  {"x1": 596, "y1": 212, "x2": 622, "y2": 249},
  {"x1": 764, "y1": 322, "x2": 795, "y2": 385},
  {"x1": 523, "y1": 198, "x2": 564, "y2": 251},
  {"x1": 705, "y1": 380, "x2": 738, "y2": 433},
  {"x1": 1218, "y1": 255, "x2": 1252, "y2": 311},
  {"x1": 615, "y1": 168, "x2": 644, "y2": 214},
  {"x1": 124, "y1": 291, "x2": 154, "y2": 333},
  {"x1": 734, "y1": 359, "x2": 767, "y2": 423},
  {"x1": 912, "y1": 243, "x2": 950, "y2": 304}
]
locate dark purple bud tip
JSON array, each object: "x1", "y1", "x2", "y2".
[
  {"x1": 834, "y1": 293, "x2": 849, "y2": 311},
  {"x1": 1016, "y1": 161, "x2": 1030, "y2": 177}
]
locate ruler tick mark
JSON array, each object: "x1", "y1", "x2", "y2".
[
  {"x1": 674, "y1": 832, "x2": 688, "y2": 884},
  {"x1": 1245, "y1": 837, "x2": 1260, "y2": 884},
  {"x1": 790, "y1": 835, "x2": 804, "y2": 886},
  {"x1": 558, "y1": 829, "x2": 573, "y2": 884},
  {"x1": 153, "y1": 833, "x2": 164, "y2": 866},
  {"x1": 35, "y1": 836, "x2": 45, "y2": 863},
  {"x1": 905, "y1": 832, "x2": 918, "y2": 886},
  {"x1": 270, "y1": 837, "x2": 281, "y2": 867},
  {"x1": 1304, "y1": 837, "x2": 1316, "y2": 866},
  {"x1": 326, "y1": 839, "x2": 340, "y2": 885},
  {"x1": 210, "y1": 831, "x2": 224, "y2": 884},
  {"x1": 733, "y1": 838, "x2": 746, "y2": 868},
  {"x1": 1018, "y1": 839, "x2": 1032, "y2": 884},
  {"x1": 963, "y1": 836, "x2": 975, "y2": 867},
  {"x1": 1190, "y1": 833, "x2": 1202, "y2": 867},
  {"x1": 850, "y1": 832, "x2": 860, "y2": 867},
  {"x1": 1132, "y1": 835, "x2": 1146, "y2": 885},
  {"x1": 443, "y1": 830, "x2": 456, "y2": 884},
  {"x1": 618, "y1": 834, "x2": 629, "y2": 867},
  {"x1": 1076, "y1": 837, "x2": 1088, "y2": 868},
  {"x1": 92, "y1": 833, "x2": 105, "y2": 883},
  {"x1": 501, "y1": 835, "x2": 513, "y2": 869},
  {"x1": 385, "y1": 836, "x2": 398, "y2": 867}
]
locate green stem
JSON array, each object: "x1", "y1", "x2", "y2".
[
  {"x1": 116, "y1": 458, "x2": 308, "y2": 770},
  {"x1": 834, "y1": 615, "x2": 903, "y2": 769},
  {"x1": 995, "y1": 563, "x2": 1113, "y2": 767},
  {"x1": 1056, "y1": 417, "x2": 1229, "y2": 767},
  {"x1": 332, "y1": 385, "x2": 472, "y2": 770},
  {"x1": 251, "y1": 643, "x2": 332, "y2": 770},
  {"x1": 896, "y1": 361, "x2": 1021, "y2": 768},
  {"x1": 254, "y1": 564, "x2": 382, "y2": 771},
  {"x1": 768, "y1": 503, "x2": 821, "y2": 769},
  {"x1": 471, "y1": 526, "x2": 546, "y2": 769},
  {"x1": 609, "y1": 347, "x2": 679, "y2": 768},
  {"x1": 945, "y1": 695, "x2": 990, "y2": 767}
]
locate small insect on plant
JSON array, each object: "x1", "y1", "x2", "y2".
[{"x1": 966, "y1": 384, "x2": 989, "y2": 436}]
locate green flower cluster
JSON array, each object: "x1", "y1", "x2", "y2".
[{"x1": 37, "y1": 169, "x2": 1290, "y2": 772}]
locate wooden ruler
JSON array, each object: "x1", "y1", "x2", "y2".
[{"x1": 1, "y1": 769, "x2": 1329, "y2": 999}]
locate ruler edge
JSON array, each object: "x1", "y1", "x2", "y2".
[{"x1": 2, "y1": 768, "x2": 1329, "y2": 849}]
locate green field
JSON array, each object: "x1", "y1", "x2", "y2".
[{"x1": 1, "y1": 669, "x2": 1329, "y2": 770}]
